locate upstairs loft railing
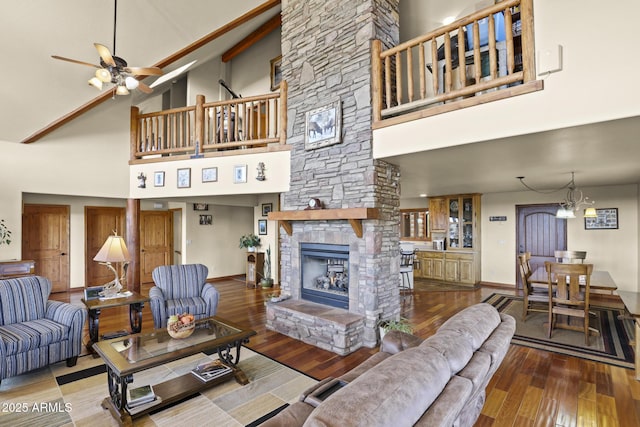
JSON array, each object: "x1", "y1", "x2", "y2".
[
  {"x1": 130, "y1": 81, "x2": 287, "y2": 162},
  {"x1": 372, "y1": 0, "x2": 542, "y2": 128}
]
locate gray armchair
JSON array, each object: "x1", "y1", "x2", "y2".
[
  {"x1": 0, "y1": 276, "x2": 87, "y2": 384},
  {"x1": 149, "y1": 264, "x2": 220, "y2": 329}
]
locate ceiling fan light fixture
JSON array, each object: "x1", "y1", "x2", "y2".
[
  {"x1": 115, "y1": 84, "x2": 129, "y2": 96},
  {"x1": 556, "y1": 208, "x2": 576, "y2": 219},
  {"x1": 124, "y1": 76, "x2": 139, "y2": 90},
  {"x1": 88, "y1": 77, "x2": 103, "y2": 90},
  {"x1": 95, "y1": 68, "x2": 112, "y2": 83}
]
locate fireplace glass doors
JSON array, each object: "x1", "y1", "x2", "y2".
[{"x1": 300, "y1": 243, "x2": 349, "y2": 309}]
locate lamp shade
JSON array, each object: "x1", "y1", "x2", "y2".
[
  {"x1": 94, "y1": 234, "x2": 130, "y2": 263},
  {"x1": 88, "y1": 77, "x2": 103, "y2": 90},
  {"x1": 556, "y1": 208, "x2": 576, "y2": 219},
  {"x1": 584, "y1": 207, "x2": 597, "y2": 218}
]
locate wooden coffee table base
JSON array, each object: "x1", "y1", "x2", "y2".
[{"x1": 101, "y1": 363, "x2": 247, "y2": 426}]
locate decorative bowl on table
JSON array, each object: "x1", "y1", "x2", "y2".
[{"x1": 167, "y1": 313, "x2": 195, "y2": 339}]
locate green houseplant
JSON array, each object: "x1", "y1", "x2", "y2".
[
  {"x1": 378, "y1": 317, "x2": 414, "y2": 339},
  {"x1": 239, "y1": 233, "x2": 261, "y2": 252},
  {"x1": 260, "y1": 246, "x2": 273, "y2": 288},
  {"x1": 0, "y1": 219, "x2": 12, "y2": 246}
]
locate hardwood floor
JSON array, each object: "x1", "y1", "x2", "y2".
[{"x1": 55, "y1": 277, "x2": 640, "y2": 426}]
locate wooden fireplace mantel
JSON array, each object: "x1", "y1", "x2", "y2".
[{"x1": 267, "y1": 208, "x2": 380, "y2": 238}]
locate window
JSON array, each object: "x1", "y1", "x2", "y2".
[{"x1": 400, "y1": 209, "x2": 430, "y2": 241}]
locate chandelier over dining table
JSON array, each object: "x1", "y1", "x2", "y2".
[{"x1": 517, "y1": 172, "x2": 596, "y2": 218}]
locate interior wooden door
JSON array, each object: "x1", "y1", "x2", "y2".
[
  {"x1": 140, "y1": 210, "x2": 172, "y2": 283},
  {"x1": 516, "y1": 204, "x2": 567, "y2": 289},
  {"x1": 85, "y1": 206, "x2": 126, "y2": 287},
  {"x1": 22, "y1": 204, "x2": 70, "y2": 293}
]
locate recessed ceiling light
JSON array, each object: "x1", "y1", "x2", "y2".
[{"x1": 419, "y1": 193, "x2": 427, "y2": 198}]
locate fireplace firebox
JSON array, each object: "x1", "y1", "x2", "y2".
[{"x1": 300, "y1": 243, "x2": 349, "y2": 309}]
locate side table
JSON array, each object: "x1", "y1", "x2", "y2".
[{"x1": 81, "y1": 290, "x2": 151, "y2": 353}]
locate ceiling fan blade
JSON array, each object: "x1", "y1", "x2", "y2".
[
  {"x1": 125, "y1": 66, "x2": 163, "y2": 76},
  {"x1": 51, "y1": 55, "x2": 101, "y2": 69},
  {"x1": 94, "y1": 43, "x2": 116, "y2": 67},
  {"x1": 137, "y1": 81, "x2": 153, "y2": 94}
]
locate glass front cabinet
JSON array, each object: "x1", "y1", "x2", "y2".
[{"x1": 447, "y1": 194, "x2": 480, "y2": 250}]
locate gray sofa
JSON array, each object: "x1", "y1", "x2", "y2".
[{"x1": 260, "y1": 302, "x2": 515, "y2": 427}]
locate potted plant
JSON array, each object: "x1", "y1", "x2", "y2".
[
  {"x1": 0, "y1": 219, "x2": 12, "y2": 246},
  {"x1": 378, "y1": 317, "x2": 414, "y2": 340},
  {"x1": 260, "y1": 246, "x2": 274, "y2": 288},
  {"x1": 239, "y1": 233, "x2": 261, "y2": 252}
]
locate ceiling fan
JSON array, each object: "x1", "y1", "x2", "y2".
[{"x1": 51, "y1": 0, "x2": 162, "y2": 96}]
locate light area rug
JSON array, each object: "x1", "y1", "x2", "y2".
[
  {"x1": 0, "y1": 347, "x2": 318, "y2": 427},
  {"x1": 484, "y1": 293, "x2": 635, "y2": 369}
]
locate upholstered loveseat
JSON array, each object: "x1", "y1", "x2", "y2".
[
  {"x1": 260, "y1": 303, "x2": 515, "y2": 427},
  {"x1": 149, "y1": 264, "x2": 220, "y2": 328},
  {"x1": 0, "y1": 276, "x2": 87, "y2": 384}
]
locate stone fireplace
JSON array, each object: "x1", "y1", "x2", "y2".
[
  {"x1": 265, "y1": 0, "x2": 401, "y2": 355},
  {"x1": 300, "y1": 243, "x2": 350, "y2": 309}
]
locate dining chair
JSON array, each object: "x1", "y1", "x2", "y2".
[
  {"x1": 518, "y1": 252, "x2": 549, "y2": 321},
  {"x1": 545, "y1": 261, "x2": 594, "y2": 345},
  {"x1": 554, "y1": 250, "x2": 587, "y2": 263}
]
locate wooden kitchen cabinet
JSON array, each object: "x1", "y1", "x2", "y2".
[
  {"x1": 418, "y1": 251, "x2": 444, "y2": 280},
  {"x1": 444, "y1": 252, "x2": 476, "y2": 284},
  {"x1": 429, "y1": 198, "x2": 448, "y2": 232}
]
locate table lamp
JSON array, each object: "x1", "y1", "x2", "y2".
[{"x1": 94, "y1": 231, "x2": 130, "y2": 297}]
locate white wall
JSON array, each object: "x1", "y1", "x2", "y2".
[{"x1": 482, "y1": 184, "x2": 638, "y2": 291}]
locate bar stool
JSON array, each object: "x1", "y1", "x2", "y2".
[{"x1": 400, "y1": 251, "x2": 415, "y2": 291}]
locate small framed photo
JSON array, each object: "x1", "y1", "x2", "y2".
[
  {"x1": 84, "y1": 286, "x2": 104, "y2": 301},
  {"x1": 233, "y1": 165, "x2": 247, "y2": 184},
  {"x1": 258, "y1": 219, "x2": 267, "y2": 235},
  {"x1": 270, "y1": 55, "x2": 282, "y2": 91},
  {"x1": 202, "y1": 167, "x2": 218, "y2": 183},
  {"x1": 585, "y1": 208, "x2": 618, "y2": 230},
  {"x1": 305, "y1": 100, "x2": 342, "y2": 150},
  {"x1": 199, "y1": 215, "x2": 213, "y2": 225},
  {"x1": 177, "y1": 168, "x2": 191, "y2": 188},
  {"x1": 262, "y1": 203, "x2": 273, "y2": 217},
  {"x1": 193, "y1": 203, "x2": 208, "y2": 211},
  {"x1": 154, "y1": 171, "x2": 165, "y2": 187}
]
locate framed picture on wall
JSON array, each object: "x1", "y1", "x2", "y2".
[
  {"x1": 262, "y1": 203, "x2": 273, "y2": 217},
  {"x1": 258, "y1": 219, "x2": 267, "y2": 235},
  {"x1": 154, "y1": 171, "x2": 165, "y2": 187},
  {"x1": 199, "y1": 215, "x2": 213, "y2": 225},
  {"x1": 177, "y1": 168, "x2": 191, "y2": 188},
  {"x1": 584, "y1": 208, "x2": 618, "y2": 230},
  {"x1": 270, "y1": 55, "x2": 282, "y2": 91},
  {"x1": 305, "y1": 100, "x2": 342, "y2": 150},
  {"x1": 233, "y1": 165, "x2": 247, "y2": 183},
  {"x1": 202, "y1": 167, "x2": 218, "y2": 183}
]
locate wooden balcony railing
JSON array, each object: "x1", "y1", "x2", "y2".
[
  {"x1": 372, "y1": 0, "x2": 541, "y2": 128},
  {"x1": 130, "y1": 81, "x2": 287, "y2": 161}
]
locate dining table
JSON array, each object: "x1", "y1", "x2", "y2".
[{"x1": 529, "y1": 266, "x2": 617, "y2": 295}]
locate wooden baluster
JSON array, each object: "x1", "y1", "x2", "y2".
[
  {"x1": 520, "y1": 0, "x2": 535, "y2": 82},
  {"x1": 431, "y1": 39, "x2": 438, "y2": 95},
  {"x1": 407, "y1": 47, "x2": 413, "y2": 103},
  {"x1": 371, "y1": 40, "x2": 382, "y2": 122},
  {"x1": 418, "y1": 42, "x2": 426, "y2": 100},
  {"x1": 488, "y1": 13, "x2": 497, "y2": 79},
  {"x1": 504, "y1": 7, "x2": 514, "y2": 75},
  {"x1": 473, "y1": 22, "x2": 481, "y2": 84},
  {"x1": 457, "y1": 26, "x2": 466, "y2": 89},
  {"x1": 395, "y1": 51, "x2": 402, "y2": 106},
  {"x1": 384, "y1": 55, "x2": 391, "y2": 109},
  {"x1": 444, "y1": 33, "x2": 452, "y2": 93},
  {"x1": 279, "y1": 80, "x2": 287, "y2": 145}
]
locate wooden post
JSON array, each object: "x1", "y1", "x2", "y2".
[
  {"x1": 194, "y1": 94, "x2": 205, "y2": 153},
  {"x1": 126, "y1": 199, "x2": 141, "y2": 294},
  {"x1": 130, "y1": 106, "x2": 139, "y2": 161},
  {"x1": 279, "y1": 80, "x2": 288, "y2": 144},
  {"x1": 520, "y1": 0, "x2": 536, "y2": 82},
  {"x1": 371, "y1": 40, "x2": 383, "y2": 123}
]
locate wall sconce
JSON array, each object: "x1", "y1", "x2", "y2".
[
  {"x1": 137, "y1": 172, "x2": 146, "y2": 188},
  {"x1": 256, "y1": 162, "x2": 266, "y2": 181}
]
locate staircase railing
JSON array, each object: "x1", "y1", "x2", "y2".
[
  {"x1": 372, "y1": 0, "x2": 540, "y2": 128},
  {"x1": 130, "y1": 81, "x2": 287, "y2": 161}
]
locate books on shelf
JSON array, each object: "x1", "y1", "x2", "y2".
[
  {"x1": 191, "y1": 360, "x2": 232, "y2": 382},
  {"x1": 126, "y1": 384, "x2": 156, "y2": 409}
]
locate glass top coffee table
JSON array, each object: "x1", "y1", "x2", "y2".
[{"x1": 93, "y1": 316, "x2": 256, "y2": 426}]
